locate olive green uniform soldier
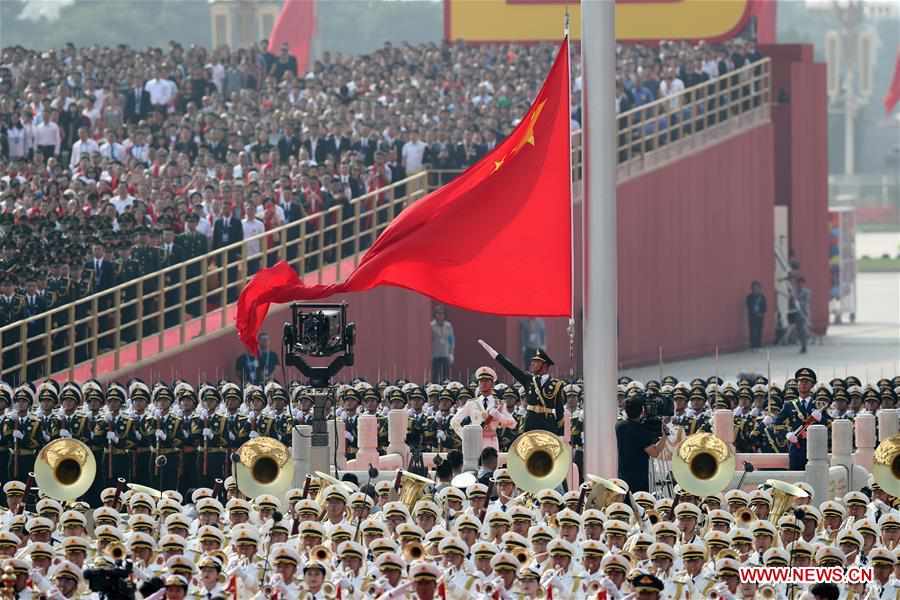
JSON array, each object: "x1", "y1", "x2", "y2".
[
  {"x1": 118, "y1": 244, "x2": 143, "y2": 343},
  {"x1": 175, "y1": 214, "x2": 209, "y2": 318}
]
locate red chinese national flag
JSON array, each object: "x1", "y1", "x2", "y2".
[
  {"x1": 267, "y1": 0, "x2": 316, "y2": 75},
  {"x1": 886, "y1": 51, "x2": 900, "y2": 115},
  {"x1": 237, "y1": 39, "x2": 572, "y2": 354}
]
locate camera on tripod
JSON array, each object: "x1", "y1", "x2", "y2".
[{"x1": 284, "y1": 303, "x2": 355, "y2": 358}]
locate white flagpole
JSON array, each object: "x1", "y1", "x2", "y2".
[
  {"x1": 565, "y1": 9, "x2": 577, "y2": 378},
  {"x1": 582, "y1": 0, "x2": 618, "y2": 479}
]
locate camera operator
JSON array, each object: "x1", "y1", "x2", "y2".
[{"x1": 615, "y1": 394, "x2": 668, "y2": 492}]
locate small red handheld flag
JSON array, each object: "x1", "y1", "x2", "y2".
[{"x1": 237, "y1": 39, "x2": 572, "y2": 354}]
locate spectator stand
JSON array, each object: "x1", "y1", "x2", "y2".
[
  {"x1": 0, "y1": 173, "x2": 426, "y2": 384},
  {"x1": 0, "y1": 45, "x2": 771, "y2": 387}
]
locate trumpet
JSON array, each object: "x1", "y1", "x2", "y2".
[
  {"x1": 514, "y1": 548, "x2": 531, "y2": 566},
  {"x1": 104, "y1": 541, "x2": 128, "y2": 562},
  {"x1": 403, "y1": 541, "x2": 425, "y2": 562},
  {"x1": 309, "y1": 545, "x2": 332, "y2": 564},
  {"x1": 735, "y1": 507, "x2": 755, "y2": 527}
]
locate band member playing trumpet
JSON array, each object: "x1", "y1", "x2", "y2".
[{"x1": 450, "y1": 366, "x2": 515, "y2": 451}]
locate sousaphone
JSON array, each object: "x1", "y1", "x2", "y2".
[
  {"x1": 582, "y1": 475, "x2": 626, "y2": 511},
  {"x1": 35, "y1": 438, "x2": 97, "y2": 501},
  {"x1": 873, "y1": 434, "x2": 900, "y2": 497},
  {"x1": 234, "y1": 436, "x2": 295, "y2": 499},
  {"x1": 507, "y1": 430, "x2": 572, "y2": 494},
  {"x1": 764, "y1": 479, "x2": 808, "y2": 523},
  {"x1": 671, "y1": 432, "x2": 735, "y2": 497}
]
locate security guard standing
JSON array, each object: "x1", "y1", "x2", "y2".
[
  {"x1": 0, "y1": 274, "x2": 24, "y2": 385},
  {"x1": 478, "y1": 339, "x2": 565, "y2": 435},
  {"x1": 117, "y1": 244, "x2": 143, "y2": 343},
  {"x1": 175, "y1": 214, "x2": 208, "y2": 318}
]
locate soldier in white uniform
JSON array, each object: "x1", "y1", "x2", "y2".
[
  {"x1": 450, "y1": 366, "x2": 516, "y2": 452},
  {"x1": 867, "y1": 547, "x2": 900, "y2": 600}
]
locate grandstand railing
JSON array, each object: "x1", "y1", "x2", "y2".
[
  {"x1": 0, "y1": 58, "x2": 771, "y2": 383},
  {"x1": 0, "y1": 173, "x2": 429, "y2": 383},
  {"x1": 429, "y1": 57, "x2": 771, "y2": 188}
]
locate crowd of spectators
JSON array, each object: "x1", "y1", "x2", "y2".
[{"x1": 0, "y1": 36, "x2": 762, "y2": 338}]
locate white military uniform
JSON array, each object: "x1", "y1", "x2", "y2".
[{"x1": 450, "y1": 394, "x2": 516, "y2": 451}]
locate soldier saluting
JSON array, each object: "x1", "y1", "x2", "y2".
[{"x1": 478, "y1": 339, "x2": 565, "y2": 435}]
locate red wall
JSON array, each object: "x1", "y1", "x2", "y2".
[
  {"x1": 763, "y1": 44, "x2": 830, "y2": 335},
  {"x1": 102, "y1": 286, "x2": 432, "y2": 385},
  {"x1": 616, "y1": 124, "x2": 776, "y2": 366}
]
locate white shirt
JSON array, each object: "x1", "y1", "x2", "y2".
[
  {"x1": 99, "y1": 141, "x2": 126, "y2": 162},
  {"x1": 129, "y1": 143, "x2": 150, "y2": 164},
  {"x1": 110, "y1": 195, "x2": 134, "y2": 215},
  {"x1": 401, "y1": 140, "x2": 427, "y2": 173},
  {"x1": 69, "y1": 138, "x2": 99, "y2": 169},
  {"x1": 242, "y1": 218, "x2": 265, "y2": 257},
  {"x1": 144, "y1": 78, "x2": 177, "y2": 106},
  {"x1": 5, "y1": 126, "x2": 27, "y2": 159},
  {"x1": 659, "y1": 77, "x2": 686, "y2": 111},
  {"x1": 33, "y1": 121, "x2": 61, "y2": 154}
]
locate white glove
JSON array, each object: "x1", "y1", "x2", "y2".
[
  {"x1": 228, "y1": 431, "x2": 236, "y2": 442},
  {"x1": 203, "y1": 428, "x2": 213, "y2": 440},
  {"x1": 291, "y1": 409, "x2": 303, "y2": 421},
  {"x1": 449, "y1": 354, "x2": 454, "y2": 365},
  {"x1": 249, "y1": 431, "x2": 259, "y2": 438},
  {"x1": 199, "y1": 408, "x2": 208, "y2": 419},
  {"x1": 436, "y1": 430, "x2": 447, "y2": 443},
  {"x1": 762, "y1": 416, "x2": 774, "y2": 426},
  {"x1": 344, "y1": 431, "x2": 354, "y2": 442},
  {"x1": 13, "y1": 430, "x2": 24, "y2": 440},
  {"x1": 812, "y1": 409, "x2": 822, "y2": 422},
  {"x1": 107, "y1": 431, "x2": 118, "y2": 443},
  {"x1": 478, "y1": 339, "x2": 499, "y2": 359},
  {"x1": 59, "y1": 429, "x2": 71, "y2": 438},
  {"x1": 30, "y1": 570, "x2": 51, "y2": 594},
  {"x1": 787, "y1": 432, "x2": 798, "y2": 444},
  {"x1": 155, "y1": 429, "x2": 167, "y2": 441},
  {"x1": 134, "y1": 432, "x2": 142, "y2": 441}
]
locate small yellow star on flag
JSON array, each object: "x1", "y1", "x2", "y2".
[{"x1": 493, "y1": 159, "x2": 504, "y2": 173}]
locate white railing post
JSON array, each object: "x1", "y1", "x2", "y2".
[
  {"x1": 854, "y1": 413, "x2": 877, "y2": 471},
  {"x1": 806, "y1": 424, "x2": 830, "y2": 503}
]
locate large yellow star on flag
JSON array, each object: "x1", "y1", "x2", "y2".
[{"x1": 512, "y1": 99, "x2": 547, "y2": 155}]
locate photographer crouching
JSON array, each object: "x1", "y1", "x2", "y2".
[{"x1": 615, "y1": 393, "x2": 670, "y2": 493}]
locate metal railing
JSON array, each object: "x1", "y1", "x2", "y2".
[
  {"x1": 0, "y1": 59, "x2": 772, "y2": 384},
  {"x1": 0, "y1": 173, "x2": 429, "y2": 384},
  {"x1": 428, "y1": 57, "x2": 771, "y2": 188}
]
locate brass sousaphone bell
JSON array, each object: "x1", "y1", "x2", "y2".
[
  {"x1": 507, "y1": 430, "x2": 573, "y2": 494},
  {"x1": 234, "y1": 436, "x2": 295, "y2": 499},
  {"x1": 35, "y1": 438, "x2": 97, "y2": 501},
  {"x1": 764, "y1": 479, "x2": 808, "y2": 524},
  {"x1": 671, "y1": 432, "x2": 736, "y2": 497},
  {"x1": 582, "y1": 475, "x2": 626, "y2": 511},
  {"x1": 873, "y1": 434, "x2": 900, "y2": 497},
  {"x1": 396, "y1": 471, "x2": 436, "y2": 510}
]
